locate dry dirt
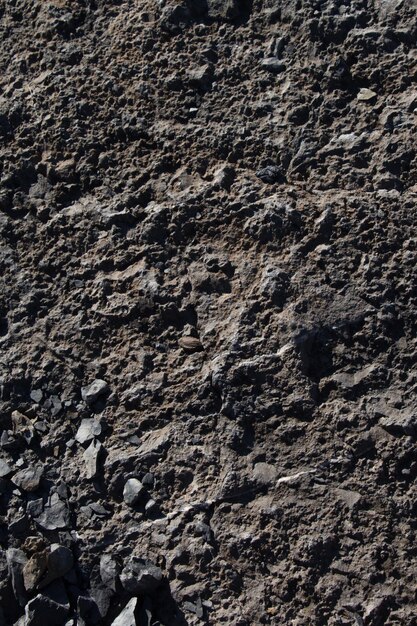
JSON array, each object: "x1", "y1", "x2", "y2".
[{"x1": 0, "y1": 0, "x2": 417, "y2": 624}]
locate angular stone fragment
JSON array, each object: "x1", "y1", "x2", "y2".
[
  {"x1": 81, "y1": 379, "x2": 109, "y2": 405},
  {"x1": 179, "y1": 336, "x2": 204, "y2": 352},
  {"x1": 120, "y1": 557, "x2": 163, "y2": 595},
  {"x1": 100, "y1": 554, "x2": 120, "y2": 591},
  {"x1": 35, "y1": 493, "x2": 70, "y2": 530},
  {"x1": 83, "y1": 439, "x2": 102, "y2": 479},
  {"x1": 0, "y1": 458, "x2": 12, "y2": 477},
  {"x1": 260, "y1": 57, "x2": 286, "y2": 73},
  {"x1": 13, "y1": 465, "x2": 44, "y2": 492},
  {"x1": 123, "y1": 478, "x2": 145, "y2": 506},
  {"x1": 11, "y1": 411, "x2": 35, "y2": 444},
  {"x1": 7, "y1": 548, "x2": 28, "y2": 606},
  {"x1": 111, "y1": 597, "x2": 137, "y2": 626},
  {"x1": 357, "y1": 87, "x2": 377, "y2": 101},
  {"x1": 23, "y1": 550, "x2": 48, "y2": 593},
  {"x1": 75, "y1": 418, "x2": 101, "y2": 444}
]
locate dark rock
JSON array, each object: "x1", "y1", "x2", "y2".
[
  {"x1": 255, "y1": 165, "x2": 284, "y2": 184},
  {"x1": 13, "y1": 465, "x2": 44, "y2": 492},
  {"x1": 123, "y1": 478, "x2": 145, "y2": 506},
  {"x1": 34, "y1": 493, "x2": 70, "y2": 531},
  {"x1": 111, "y1": 597, "x2": 137, "y2": 626},
  {"x1": 6, "y1": 548, "x2": 28, "y2": 607},
  {"x1": 120, "y1": 557, "x2": 163, "y2": 595},
  {"x1": 81, "y1": 380, "x2": 109, "y2": 406}
]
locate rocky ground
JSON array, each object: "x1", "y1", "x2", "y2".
[{"x1": 0, "y1": 0, "x2": 416, "y2": 624}]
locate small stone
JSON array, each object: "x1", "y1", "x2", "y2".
[
  {"x1": 144, "y1": 499, "x2": 158, "y2": 516},
  {"x1": 81, "y1": 379, "x2": 109, "y2": 405},
  {"x1": 7, "y1": 548, "x2": 28, "y2": 607},
  {"x1": 100, "y1": 554, "x2": 120, "y2": 591},
  {"x1": 38, "y1": 544, "x2": 74, "y2": 588},
  {"x1": 83, "y1": 440, "x2": 102, "y2": 479},
  {"x1": 261, "y1": 57, "x2": 286, "y2": 73},
  {"x1": 120, "y1": 557, "x2": 163, "y2": 595},
  {"x1": 13, "y1": 465, "x2": 44, "y2": 492},
  {"x1": 75, "y1": 418, "x2": 102, "y2": 444},
  {"x1": 111, "y1": 597, "x2": 137, "y2": 626},
  {"x1": 35, "y1": 493, "x2": 70, "y2": 531},
  {"x1": 123, "y1": 478, "x2": 145, "y2": 506},
  {"x1": 11, "y1": 410, "x2": 35, "y2": 444},
  {"x1": 23, "y1": 551, "x2": 48, "y2": 593},
  {"x1": 256, "y1": 165, "x2": 284, "y2": 184},
  {"x1": 30, "y1": 389, "x2": 43, "y2": 403},
  {"x1": 27, "y1": 499, "x2": 43, "y2": 518},
  {"x1": 25, "y1": 580, "x2": 70, "y2": 625},
  {"x1": 0, "y1": 459, "x2": 13, "y2": 477},
  {"x1": 357, "y1": 87, "x2": 377, "y2": 101},
  {"x1": 179, "y1": 336, "x2": 204, "y2": 352}
]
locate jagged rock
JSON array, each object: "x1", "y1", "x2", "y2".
[
  {"x1": 83, "y1": 439, "x2": 103, "y2": 478},
  {"x1": 100, "y1": 554, "x2": 120, "y2": 592},
  {"x1": 0, "y1": 459, "x2": 13, "y2": 477},
  {"x1": 34, "y1": 493, "x2": 70, "y2": 530},
  {"x1": 120, "y1": 557, "x2": 163, "y2": 595},
  {"x1": 111, "y1": 597, "x2": 137, "y2": 626},
  {"x1": 6, "y1": 548, "x2": 28, "y2": 607},
  {"x1": 23, "y1": 550, "x2": 48, "y2": 593},
  {"x1": 24, "y1": 580, "x2": 70, "y2": 625},
  {"x1": 13, "y1": 465, "x2": 44, "y2": 492},
  {"x1": 178, "y1": 336, "x2": 204, "y2": 352},
  {"x1": 75, "y1": 418, "x2": 102, "y2": 444},
  {"x1": 11, "y1": 411, "x2": 35, "y2": 445},
  {"x1": 81, "y1": 380, "x2": 109, "y2": 405},
  {"x1": 123, "y1": 478, "x2": 145, "y2": 506}
]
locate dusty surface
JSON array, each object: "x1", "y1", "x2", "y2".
[{"x1": 0, "y1": 0, "x2": 417, "y2": 624}]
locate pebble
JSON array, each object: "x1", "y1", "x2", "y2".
[
  {"x1": 81, "y1": 379, "x2": 109, "y2": 405},
  {"x1": 123, "y1": 478, "x2": 145, "y2": 506},
  {"x1": 111, "y1": 597, "x2": 137, "y2": 626}
]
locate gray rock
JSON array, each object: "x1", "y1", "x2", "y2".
[
  {"x1": 27, "y1": 498, "x2": 43, "y2": 518},
  {"x1": 30, "y1": 389, "x2": 43, "y2": 403},
  {"x1": 38, "y1": 544, "x2": 74, "y2": 589},
  {"x1": 123, "y1": 478, "x2": 145, "y2": 506},
  {"x1": 13, "y1": 465, "x2": 44, "y2": 492},
  {"x1": 11, "y1": 410, "x2": 35, "y2": 445},
  {"x1": 111, "y1": 597, "x2": 137, "y2": 626},
  {"x1": 75, "y1": 418, "x2": 102, "y2": 444},
  {"x1": 380, "y1": 413, "x2": 416, "y2": 436},
  {"x1": 0, "y1": 458, "x2": 12, "y2": 477},
  {"x1": 120, "y1": 557, "x2": 163, "y2": 595},
  {"x1": 35, "y1": 493, "x2": 70, "y2": 530},
  {"x1": 25, "y1": 580, "x2": 70, "y2": 625},
  {"x1": 207, "y1": 0, "x2": 241, "y2": 20},
  {"x1": 261, "y1": 57, "x2": 286, "y2": 73},
  {"x1": 256, "y1": 165, "x2": 284, "y2": 184},
  {"x1": 81, "y1": 379, "x2": 109, "y2": 405},
  {"x1": 6, "y1": 547, "x2": 28, "y2": 607},
  {"x1": 83, "y1": 440, "x2": 102, "y2": 479},
  {"x1": 100, "y1": 554, "x2": 120, "y2": 592}
]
